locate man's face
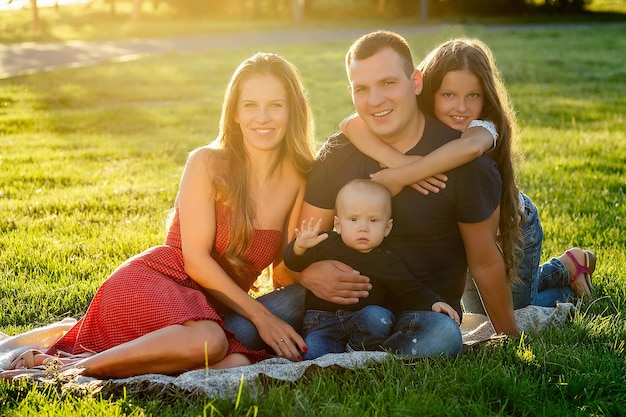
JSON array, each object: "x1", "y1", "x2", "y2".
[{"x1": 348, "y1": 48, "x2": 421, "y2": 143}]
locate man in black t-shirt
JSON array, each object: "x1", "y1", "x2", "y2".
[{"x1": 290, "y1": 30, "x2": 518, "y2": 357}]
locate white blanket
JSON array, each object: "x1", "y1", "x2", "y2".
[{"x1": 1, "y1": 303, "x2": 576, "y2": 399}]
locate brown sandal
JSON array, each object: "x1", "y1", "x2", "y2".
[
  {"x1": 566, "y1": 249, "x2": 596, "y2": 296},
  {"x1": 8, "y1": 349, "x2": 42, "y2": 369}
]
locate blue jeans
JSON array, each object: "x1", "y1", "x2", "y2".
[
  {"x1": 222, "y1": 284, "x2": 306, "y2": 351},
  {"x1": 224, "y1": 285, "x2": 462, "y2": 359},
  {"x1": 462, "y1": 193, "x2": 572, "y2": 314},
  {"x1": 301, "y1": 305, "x2": 395, "y2": 360},
  {"x1": 382, "y1": 311, "x2": 463, "y2": 358}
]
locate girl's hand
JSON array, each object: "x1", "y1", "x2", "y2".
[
  {"x1": 411, "y1": 174, "x2": 448, "y2": 195},
  {"x1": 369, "y1": 168, "x2": 406, "y2": 197},
  {"x1": 371, "y1": 169, "x2": 448, "y2": 196},
  {"x1": 432, "y1": 302, "x2": 460, "y2": 325}
]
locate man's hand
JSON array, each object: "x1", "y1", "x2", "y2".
[{"x1": 299, "y1": 260, "x2": 371, "y2": 305}]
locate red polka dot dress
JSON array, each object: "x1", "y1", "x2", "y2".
[{"x1": 46, "y1": 205, "x2": 281, "y2": 364}]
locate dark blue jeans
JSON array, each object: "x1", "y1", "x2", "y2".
[
  {"x1": 382, "y1": 311, "x2": 463, "y2": 358},
  {"x1": 222, "y1": 284, "x2": 306, "y2": 351},
  {"x1": 301, "y1": 305, "x2": 395, "y2": 360},
  {"x1": 224, "y1": 284, "x2": 462, "y2": 358}
]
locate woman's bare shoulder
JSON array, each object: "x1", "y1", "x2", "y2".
[{"x1": 186, "y1": 146, "x2": 227, "y2": 169}]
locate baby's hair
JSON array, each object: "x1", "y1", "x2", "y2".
[{"x1": 336, "y1": 179, "x2": 392, "y2": 219}]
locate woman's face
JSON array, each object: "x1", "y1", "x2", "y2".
[
  {"x1": 433, "y1": 69, "x2": 484, "y2": 131},
  {"x1": 235, "y1": 73, "x2": 289, "y2": 153}
]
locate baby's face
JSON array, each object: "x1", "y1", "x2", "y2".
[{"x1": 334, "y1": 192, "x2": 392, "y2": 253}]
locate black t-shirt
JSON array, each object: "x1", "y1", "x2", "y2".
[
  {"x1": 284, "y1": 232, "x2": 443, "y2": 313},
  {"x1": 304, "y1": 115, "x2": 502, "y2": 314}
]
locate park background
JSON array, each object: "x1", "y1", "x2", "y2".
[{"x1": 1, "y1": 0, "x2": 625, "y2": 416}]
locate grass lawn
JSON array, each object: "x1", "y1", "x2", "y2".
[{"x1": 1, "y1": 19, "x2": 625, "y2": 417}]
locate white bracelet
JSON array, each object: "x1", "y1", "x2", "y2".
[{"x1": 467, "y1": 120, "x2": 498, "y2": 151}]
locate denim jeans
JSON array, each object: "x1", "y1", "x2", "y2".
[
  {"x1": 462, "y1": 193, "x2": 572, "y2": 314},
  {"x1": 381, "y1": 311, "x2": 463, "y2": 358},
  {"x1": 222, "y1": 284, "x2": 306, "y2": 351},
  {"x1": 224, "y1": 284, "x2": 462, "y2": 359},
  {"x1": 301, "y1": 305, "x2": 395, "y2": 360}
]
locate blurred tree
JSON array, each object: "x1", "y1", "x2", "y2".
[
  {"x1": 131, "y1": 0, "x2": 141, "y2": 20},
  {"x1": 291, "y1": 0, "x2": 304, "y2": 23},
  {"x1": 30, "y1": 0, "x2": 40, "y2": 30}
]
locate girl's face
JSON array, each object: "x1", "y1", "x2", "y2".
[
  {"x1": 235, "y1": 73, "x2": 289, "y2": 153},
  {"x1": 433, "y1": 69, "x2": 483, "y2": 131}
]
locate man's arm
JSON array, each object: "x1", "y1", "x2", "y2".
[
  {"x1": 291, "y1": 202, "x2": 371, "y2": 305},
  {"x1": 458, "y1": 207, "x2": 518, "y2": 335}
]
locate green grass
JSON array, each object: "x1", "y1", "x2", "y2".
[{"x1": 1, "y1": 21, "x2": 626, "y2": 417}]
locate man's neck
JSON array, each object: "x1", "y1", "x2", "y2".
[{"x1": 382, "y1": 109, "x2": 425, "y2": 154}]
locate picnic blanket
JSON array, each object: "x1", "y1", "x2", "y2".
[{"x1": 0, "y1": 303, "x2": 576, "y2": 399}]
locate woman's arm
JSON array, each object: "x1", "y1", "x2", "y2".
[
  {"x1": 177, "y1": 148, "x2": 305, "y2": 357},
  {"x1": 342, "y1": 114, "x2": 495, "y2": 195},
  {"x1": 272, "y1": 179, "x2": 306, "y2": 288}
]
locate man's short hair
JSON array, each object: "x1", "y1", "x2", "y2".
[{"x1": 345, "y1": 30, "x2": 415, "y2": 77}]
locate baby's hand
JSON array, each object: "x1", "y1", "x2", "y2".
[
  {"x1": 432, "y1": 302, "x2": 460, "y2": 325},
  {"x1": 294, "y1": 217, "x2": 328, "y2": 253}
]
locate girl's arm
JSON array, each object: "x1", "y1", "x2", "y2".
[
  {"x1": 341, "y1": 114, "x2": 496, "y2": 195},
  {"x1": 340, "y1": 113, "x2": 415, "y2": 168}
]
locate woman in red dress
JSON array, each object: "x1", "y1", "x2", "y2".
[{"x1": 4, "y1": 52, "x2": 315, "y2": 378}]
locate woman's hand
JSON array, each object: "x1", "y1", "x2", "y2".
[{"x1": 252, "y1": 310, "x2": 307, "y2": 361}]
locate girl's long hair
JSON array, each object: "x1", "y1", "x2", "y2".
[
  {"x1": 212, "y1": 52, "x2": 315, "y2": 274},
  {"x1": 418, "y1": 38, "x2": 523, "y2": 282}
]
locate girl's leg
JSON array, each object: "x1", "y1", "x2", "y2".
[
  {"x1": 511, "y1": 193, "x2": 543, "y2": 308},
  {"x1": 537, "y1": 248, "x2": 595, "y2": 298},
  {"x1": 66, "y1": 320, "x2": 229, "y2": 378}
]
